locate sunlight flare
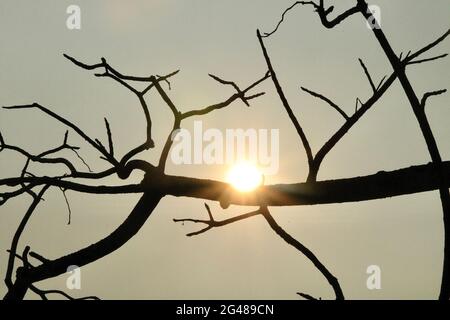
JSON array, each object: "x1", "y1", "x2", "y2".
[{"x1": 226, "y1": 162, "x2": 263, "y2": 192}]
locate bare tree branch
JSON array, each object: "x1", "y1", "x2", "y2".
[
  {"x1": 357, "y1": 0, "x2": 450, "y2": 300},
  {"x1": 3, "y1": 103, "x2": 119, "y2": 166},
  {"x1": 4, "y1": 191, "x2": 162, "y2": 300},
  {"x1": 404, "y1": 29, "x2": 450, "y2": 63},
  {"x1": 257, "y1": 30, "x2": 314, "y2": 173},
  {"x1": 297, "y1": 292, "x2": 320, "y2": 300},
  {"x1": 104, "y1": 118, "x2": 114, "y2": 157},
  {"x1": 421, "y1": 89, "x2": 447, "y2": 109},
  {"x1": 29, "y1": 284, "x2": 100, "y2": 300},
  {"x1": 407, "y1": 53, "x2": 448, "y2": 65},
  {"x1": 180, "y1": 71, "x2": 270, "y2": 119},
  {"x1": 5, "y1": 185, "x2": 49, "y2": 289},
  {"x1": 300, "y1": 86, "x2": 349, "y2": 120},
  {"x1": 358, "y1": 58, "x2": 376, "y2": 93},
  {"x1": 260, "y1": 206, "x2": 343, "y2": 300},
  {"x1": 174, "y1": 204, "x2": 261, "y2": 237},
  {"x1": 175, "y1": 203, "x2": 344, "y2": 299}
]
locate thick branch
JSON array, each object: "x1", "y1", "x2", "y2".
[
  {"x1": 5, "y1": 186, "x2": 49, "y2": 289},
  {"x1": 161, "y1": 161, "x2": 450, "y2": 207},
  {"x1": 3, "y1": 161, "x2": 450, "y2": 207},
  {"x1": 4, "y1": 191, "x2": 162, "y2": 300}
]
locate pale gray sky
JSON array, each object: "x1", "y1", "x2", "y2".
[{"x1": 0, "y1": 0, "x2": 449, "y2": 299}]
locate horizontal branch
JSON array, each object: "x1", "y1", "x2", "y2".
[
  {"x1": 181, "y1": 71, "x2": 270, "y2": 119},
  {"x1": 3, "y1": 161, "x2": 450, "y2": 208},
  {"x1": 407, "y1": 53, "x2": 448, "y2": 65},
  {"x1": 421, "y1": 89, "x2": 447, "y2": 109},
  {"x1": 160, "y1": 161, "x2": 450, "y2": 206},
  {"x1": 3, "y1": 103, "x2": 118, "y2": 166},
  {"x1": 1, "y1": 177, "x2": 144, "y2": 195}
]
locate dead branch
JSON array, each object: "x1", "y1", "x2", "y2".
[
  {"x1": 421, "y1": 89, "x2": 447, "y2": 109},
  {"x1": 257, "y1": 30, "x2": 314, "y2": 171},
  {"x1": 174, "y1": 203, "x2": 344, "y2": 299},
  {"x1": 300, "y1": 86, "x2": 349, "y2": 120}
]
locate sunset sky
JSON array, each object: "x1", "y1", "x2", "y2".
[{"x1": 1, "y1": 0, "x2": 449, "y2": 299}]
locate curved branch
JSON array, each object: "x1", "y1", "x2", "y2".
[
  {"x1": 4, "y1": 191, "x2": 162, "y2": 300},
  {"x1": 261, "y1": 207, "x2": 344, "y2": 300},
  {"x1": 5, "y1": 185, "x2": 49, "y2": 289}
]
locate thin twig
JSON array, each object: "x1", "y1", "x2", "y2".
[
  {"x1": 301, "y1": 86, "x2": 349, "y2": 120},
  {"x1": 358, "y1": 58, "x2": 376, "y2": 93}
]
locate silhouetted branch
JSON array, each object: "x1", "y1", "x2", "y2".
[
  {"x1": 175, "y1": 203, "x2": 344, "y2": 299},
  {"x1": 173, "y1": 204, "x2": 261, "y2": 237},
  {"x1": 141, "y1": 70, "x2": 180, "y2": 95},
  {"x1": 300, "y1": 86, "x2": 349, "y2": 120},
  {"x1": 3, "y1": 103, "x2": 118, "y2": 166},
  {"x1": 1, "y1": 176, "x2": 144, "y2": 196},
  {"x1": 314, "y1": 0, "x2": 360, "y2": 29},
  {"x1": 2, "y1": 161, "x2": 450, "y2": 207},
  {"x1": 404, "y1": 29, "x2": 450, "y2": 63},
  {"x1": 209, "y1": 73, "x2": 252, "y2": 107},
  {"x1": 158, "y1": 117, "x2": 181, "y2": 171},
  {"x1": 297, "y1": 292, "x2": 320, "y2": 300},
  {"x1": 152, "y1": 77, "x2": 180, "y2": 117},
  {"x1": 263, "y1": 1, "x2": 317, "y2": 37},
  {"x1": 8, "y1": 250, "x2": 99, "y2": 300},
  {"x1": 407, "y1": 53, "x2": 448, "y2": 65},
  {"x1": 28, "y1": 251, "x2": 49, "y2": 264},
  {"x1": 262, "y1": 0, "x2": 359, "y2": 36},
  {"x1": 4, "y1": 192, "x2": 162, "y2": 300},
  {"x1": 59, "y1": 187, "x2": 72, "y2": 225},
  {"x1": 261, "y1": 206, "x2": 343, "y2": 299},
  {"x1": 29, "y1": 284, "x2": 100, "y2": 300},
  {"x1": 357, "y1": 0, "x2": 450, "y2": 300},
  {"x1": 104, "y1": 118, "x2": 114, "y2": 157},
  {"x1": 0, "y1": 131, "x2": 80, "y2": 175},
  {"x1": 376, "y1": 75, "x2": 387, "y2": 91},
  {"x1": 354, "y1": 97, "x2": 362, "y2": 113},
  {"x1": 5, "y1": 185, "x2": 49, "y2": 289},
  {"x1": 257, "y1": 30, "x2": 314, "y2": 171},
  {"x1": 180, "y1": 71, "x2": 270, "y2": 119},
  {"x1": 358, "y1": 58, "x2": 376, "y2": 93},
  {"x1": 64, "y1": 54, "x2": 158, "y2": 157},
  {"x1": 421, "y1": 89, "x2": 447, "y2": 109},
  {"x1": 2, "y1": 5, "x2": 449, "y2": 299},
  {"x1": 308, "y1": 71, "x2": 397, "y2": 181}
]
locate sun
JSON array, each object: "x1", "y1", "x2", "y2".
[{"x1": 226, "y1": 162, "x2": 263, "y2": 192}]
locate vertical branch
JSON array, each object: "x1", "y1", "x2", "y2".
[
  {"x1": 257, "y1": 29, "x2": 314, "y2": 175},
  {"x1": 357, "y1": 0, "x2": 450, "y2": 300},
  {"x1": 4, "y1": 185, "x2": 50, "y2": 289}
]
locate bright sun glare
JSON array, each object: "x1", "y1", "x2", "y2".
[{"x1": 227, "y1": 163, "x2": 263, "y2": 192}]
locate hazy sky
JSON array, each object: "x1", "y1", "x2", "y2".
[{"x1": 1, "y1": 0, "x2": 449, "y2": 299}]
